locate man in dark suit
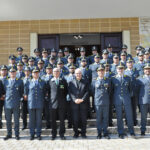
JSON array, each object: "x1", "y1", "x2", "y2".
[
  {"x1": 48, "y1": 68, "x2": 68, "y2": 140},
  {"x1": 68, "y1": 68, "x2": 89, "y2": 138}
]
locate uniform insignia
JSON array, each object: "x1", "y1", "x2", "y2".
[
  {"x1": 60, "y1": 85, "x2": 64, "y2": 89},
  {"x1": 16, "y1": 78, "x2": 18, "y2": 80}
]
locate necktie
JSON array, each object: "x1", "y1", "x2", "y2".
[
  {"x1": 55, "y1": 79, "x2": 59, "y2": 85},
  {"x1": 76, "y1": 80, "x2": 80, "y2": 88}
]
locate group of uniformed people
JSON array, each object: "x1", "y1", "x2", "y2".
[{"x1": 0, "y1": 44, "x2": 149, "y2": 140}]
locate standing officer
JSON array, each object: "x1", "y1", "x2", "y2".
[
  {"x1": 7, "y1": 55, "x2": 17, "y2": 71},
  {"x1": 68, "y1": 68, "x2": 89, "y2": 138},
  {"x1": 107, "y1": 44, "x2": 114, "y2": 61},
  {"x1": 41, "y1": 64, "x2": 53, "y2": 129},
  {"x1": 16, "y1": 61, "x2": 25, "y2": 79},
  {"x1": 57, "y1": 49, "x2": 68, "y2": 64},
  {"x1": 4, "y1": 67, "x2": 24, "y2": 140},
  {"x1": 111, "y1": 63, "x2": 135, "y2": 139},
  {"x1": 121, "y1": 44, "x2": 132, "y2": 59},
  {"x1": 110, "y1": 54, "x2": 120, "y2": 74},
  {"x1": 100, "y1": 49, "x2": 113, "y2": 64},
  {"x1": 133, "y1": 46, "x2": 143, "y2": 63},
  {"x1": 37, "y1": 59, "x2": 46, "y2": 77},
  {"x1": 24, "y1": 67, "x2": 47, "y2": 140},
  {"x1": 16, "y1": 47, "x2": 23, "y2": 63},
  {"x1": 76, "y1": 47, "x2": 89, "y2": 67},
  {"x1": 124, "y1": 58, "x2": 139, "y2": 126},
  {"x1": 94, "y1": 65, "x2": 111, "y2": 139},
  {"x1": 104, "y1": 62, "x2": 115, "y2": 126},
  {"x1": 0, "y1": 65, "x2": 6, "y2": 129},
  {"x1": 89, "y1": 54, "x2": 101, "y2": 112},
  {"x1": 64, "y1": 65, "x2": 76, "y2": 128},
  {"x1": 34, "y1": 48, "x2": 41, "y2": 65},
  {"x1": 134, "y1": 51, "x2": 145, "y2": 76},
  {"x1": 42, "y1": 48, "x2": 49, "y2": 68},
  {"x1": 88, "y1": 46, "x2": 99, "y2": 64},
  {"x1": 21, "y1": 66, "x2": 31, "y2": 130},
  {"x1": 48, "y1": 68, "x2": 68, "y2": 140},
  {"x1": 136, "y1": 63, "x2": 150, "y2": 136}
]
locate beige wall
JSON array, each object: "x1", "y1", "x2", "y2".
[{"x1": 0, "y1": 17, "x2": 140, "y2": 65}]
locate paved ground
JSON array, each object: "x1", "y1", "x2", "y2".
[{"x1": 0, "y1": 135, "x2": 150, "y2": 150}]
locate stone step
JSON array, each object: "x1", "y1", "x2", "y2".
[
  {"x1": 1, "y1": 118, "x2": 150, "y2": 129},
  {"x1": 0, "y1": 126, "x2": 150, "y2": 136}
]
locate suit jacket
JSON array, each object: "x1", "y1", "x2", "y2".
[
  {"x1": 4, "y1": 78, "x2": 24, "y2": 109},
  {"x1": 111, "y1": 75, "x2": 132, "y2": 106},
  {"x1": 25, "y1": 78, "x2": 46, "y2": 109},
  {"x1": 68, "y1": 78, "x2": 89, "y2": 104},
  {"x1": 94, "y1": 77, "x2": 111, "y2": 106},
  {"x1": 49, "y1": 77, "x2": 68, "y2": 109}
]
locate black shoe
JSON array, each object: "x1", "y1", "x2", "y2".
[
  {"x1": 4, "y1": 135, "x2": 12, "y2": 140},
  {"x1": 73, "y1": 133, "x2": 79, "y2": 139},
  {"x1": 0, "y1": 122, "x2": 2, "y2": 129},
  {"x1": 15, "y1": 136, "x2": 20, "y2": 140},
  {"x1": 22, "y1": 126, "x2": 27, "y2": 130},
  {"x1": 141, "y1": 131, "x2": 145, "y2": 136},
  {"x1": 97, "y1": 134, "x2": 102, "y2": 139},
  {"x1": 60, "y1": 136, "x2": 66, "y2": 140},
  {"x1": 104, "y1": 134, "x2": 110, "y2": 139},
  {"x1": 109, "y1": 123, "x2": 114, "y2": 127},
  {"x1": 68, "y1": 124, "x2": 72, "y2": 129},
  {"x1": 81, "y1": 134, "x2": 87, "y2": 139},
  {"x1": 51, "y1": 136, "x2": 56, "y2": 140},
  {"x1": 37, "y1": 136, "x2": 42, "y2": 140},
  {"x1": 45, "y1": 126, "x2": 51, "y2": 129},
  {"x1": 119, "y1": 134, "x2": 124, "y2": 139},
  {"x1": 30, "y1": 136, "x2": 34, "y2": 140}
]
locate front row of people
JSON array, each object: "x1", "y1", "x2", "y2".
[{"x1": 1, "y1": 62, "x2": 150, "y2": 140}]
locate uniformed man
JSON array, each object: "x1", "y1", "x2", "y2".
[
  {"x1": 89, "y1": 54, "x2": 101, "y2": 112},
  {"x1": 24, "y1": 67, "x2": 47, "y2": 140},
  {"x1": 94, "y1": 64, "x2": 111, "y2": 139},
  {"x1": 88, "y1": 46, "x2": 99, "y2": 64},
  {"x1": 7, "y1": 55, "x2": 17, "y2": 71},
  {"x1": 68, "y1": 68, "x2": 89, "y2": 138},
  {"x1": 57, "y1": 49, "x2": 68, "y2": 64},
  {"x1": 100, "y1": 49, "x2": 113, "y2": 64},
  {"x1": 50, "y1": 48, "x2": 57, "y2": 58},
  {"x1": 107, "y1": 44, "x2": 114, "y2": 61},
  {"x1": 42, "y1": 48, "x2": 49, "y2": 68},
  {"x1": 21, "y1": 66, "x2": 31, "y2": 130},
  {"x1": 65, "y1": 54, "x2": 77, "y2": 70},
  {"x1": 48, "y1": 68, "x2": 68, "y2": 140},
  {"x1": 110, "y1": 54, "x2": 120, "y2": 74},
  {"x1": 144, "y1": 50, "x2": 150, "y2": 63},
  {"x1": 133, "y1": 46, "x2": 144, "y2": 63},
  {"x1": 48, "y1": 56, "x2": 57, "y2": 68},
  {"x1": 64, "y1": 65, "x2": 76, "y2": 128},
  {"x1": 134, "y1": 51, "x2": 145, "y2": 76},
  {"x1": 121, "y1": 44, "x2": 132, "y2": 60},
  {"x1": 28, "y1": 57, "x2": 36, "y2": 71},
  {"x1": 111, "y1": 63, "x2": 135, "y2": 139},
  {"x1": 41, "y1": 64, "x2": 53, "y2": 129},
  {"x1": 104, "y1": 62, "x2": 115, "y2": 126},
  {"x1": 22, "y1": 54, "x2": 28, "y2": 68},
  {"x1": 57, "y1": 60, "x2": 69, "y2": 78},
  {"x1": 120, "y1": 51, "x2": 127, "y2": 68},
  {"x1": 34, "y1": 48, "x2": 41, "y2": 65},
  {"x1": 16, "y1": 47, "x2": 23, "y2": 63},
  {"x1": 4, "y1": 67, "x2": 24, "y2": 140},
  {"x1": 76, "y1": 47, "x2": 89, "y2": 67},
  {"x1": 124, "y1": 58, "x2": 139, "y2": 126},
  {"x1": 37, "y1": 59, "x2": 46, "y2": 78},
  {"x1": 136, "y1": 63, "x2": 150, "y2": 136},
  {"x1": 16, "y1": 61, "x2": 25, "y2": 79},
  {"x1": 0, "y1": 65, "x2": 7, "y2": 129},
  {"x1": 63, "y1": 47, "x2": 70, "y2": 59}
]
